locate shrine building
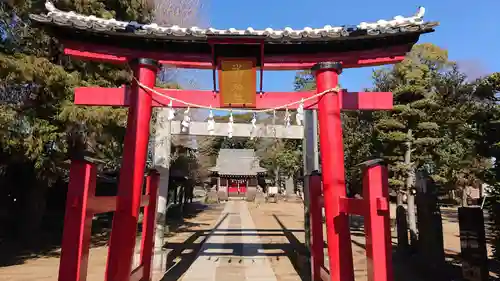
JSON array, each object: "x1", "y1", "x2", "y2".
[{"x1": 209, "y1": 149, "x2": 266, "y2": 200}]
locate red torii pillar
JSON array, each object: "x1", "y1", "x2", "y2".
[
  {"x1": 314, "y1": 62, "x2": 355, "y2": 281},
  {"x1": 105, "y1": 58, "x2": 159, "y2": 281}
]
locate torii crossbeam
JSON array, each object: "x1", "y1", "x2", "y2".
[{"x1": 74, "y1": 87, "x2": 393, "y2": 110}]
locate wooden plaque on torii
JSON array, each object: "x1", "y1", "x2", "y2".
[{"x1": 218, "y1": 58, "x2": 257, "y2": 108}]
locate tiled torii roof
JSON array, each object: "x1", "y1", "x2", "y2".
[
  {"x1": 29, "y1": 2, "x2": 438, "y2": 43},
  {"x1": 209, "y1": 149, "x2": 267, "y2": 176}
]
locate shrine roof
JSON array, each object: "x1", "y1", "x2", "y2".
[
  {"x1": 209, "y1": 149, "x2": 266, "y2": 176},
  {"x1": 30, "y1": 2, "x2": 437, "y2": 44}
]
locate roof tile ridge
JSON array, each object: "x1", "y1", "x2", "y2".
[{"x1": 41, "y1": 1, "x2": 432, "y2": 39}]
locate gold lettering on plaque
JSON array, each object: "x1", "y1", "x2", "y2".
[{"x1": 219, "y1": 59, "x2": 256, "y2": 107}]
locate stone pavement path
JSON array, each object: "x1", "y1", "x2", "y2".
[{"x1": 179, "y1": 200, "x2": 279, "y2": 281}]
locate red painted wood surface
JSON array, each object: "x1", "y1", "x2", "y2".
[
  {"x1": 74, "y1": 87, "x2": 393, "y2": 110},
  {"x1": 62, "y1": 40, "x2": 408, "y2": 70},
  {"x1": 315, "y1": 67, "x2": 355, "y2": 281},
  {"x1": 57, "y1": 161, "x2": 161, "y2": 281},
  {"x1": 105, "y1": 60, "x2": 158, "y2": 281},
  {"x1": 87, "y1": 196, "x2": 117, "y2": 213},
  {"x1": 227, "y1": 180, "x2": 247, "y2": 194},
  {"x1": 363, "y1": 163, "x2": 394, "y2": 281},
  {"x1": 228, "y1": 181, "x2": 237, "y2": 193},
  {"x1": 138, "y1": 171, "x2": 160, "y2": 281},
  {"x1": 58, "y1": 160, "x2": 97, "y2": 281},
  {"x1": 339, "y1": 197, "x2": 366, "y2": 216}
]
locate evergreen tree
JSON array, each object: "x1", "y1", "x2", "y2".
[
  {"x1": 0, "y1": 0, "x2": 152, "y2": 239},
  {"x1": 467, "y1": 72, "x2": 500, "y2": 258},
  {"x1": 372, "y1": 44, "x2": 446, "y2": 200}
]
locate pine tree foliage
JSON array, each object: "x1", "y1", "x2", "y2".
[
  {"x1": 0, "y1": 0, "x2": 152, "y2": 238},
  {"x1": 371, "y1": 44, "x2": 447, "y2": 192}
]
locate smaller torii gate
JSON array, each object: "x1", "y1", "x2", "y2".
[{"x1": 30, "y1": 2, "x2": 438, "y2": 281}]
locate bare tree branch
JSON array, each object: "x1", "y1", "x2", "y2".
[
  {"x1": 152, "y1": 0, "x2": 208, "y2": 26},
  {"x1": 152, "y1": 0, "x2": 210, "y2": 150}
]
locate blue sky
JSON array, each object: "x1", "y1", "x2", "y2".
[{"x1": 180, "y1": 0, "x2": 498, "y2": 94}]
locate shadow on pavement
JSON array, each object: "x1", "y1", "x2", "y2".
[
  {"x1": 273, "y1": 214, "x2": 309, "y2": 280},
  {"x1": 160, "y1": 212, "x2": 229, "y2": 281},
  {"x1": 160, "y1": 212, "x2": 308, "y2": 281}
]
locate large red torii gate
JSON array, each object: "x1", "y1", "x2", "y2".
[{"x1": 30, "y1": 2, "x2": 437, "y2": 281}]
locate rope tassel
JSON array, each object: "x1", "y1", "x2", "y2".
[
  {"x1": 284, "y1": 107, "x2": 291, "y2": 127},
  {"x1": 181, "y1": 107, "x2": 191, "y2": 132},
  {"x1": 228, "y1": 111, "x2": 234, "y2": 138},
  {"x1": 167, "y1": 100, "x2": 175, "y2": 121},
  {"x1": 207, "y1": 106, "x2": 215, "y2": 135},
  {"x1": 250, "y1": 113, "x2": 257, "y2": 140},
  {"x1": 296, "y1": 99, "x2": 304, "y2": 125}
]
